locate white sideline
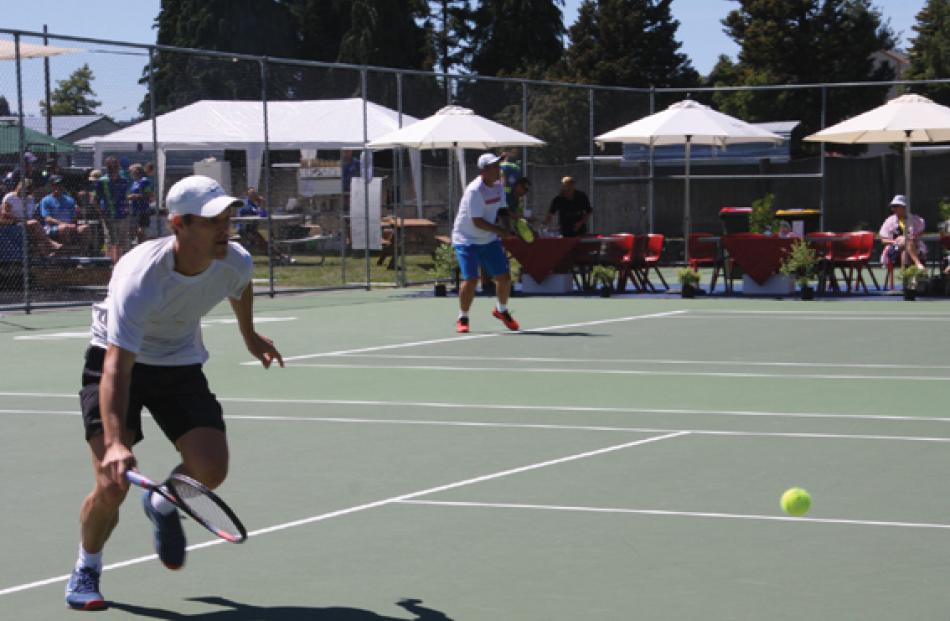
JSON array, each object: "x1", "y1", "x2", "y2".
[
  {"x1": 398, "y1": 500, "x2": 950, "y2": 531},
  {"x1": 243, "y1": 310, "x2": 687, "y2": 365}
]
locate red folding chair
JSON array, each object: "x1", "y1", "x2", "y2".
[
  {"x1": 688, "y1": 232, "x2": 721, "y2": 293},
  {"x1": 642, "y1": 233, "x2": 669, "y2": 291},
  {"x1": 830, "y1": 231, "x2": 876, "y2": 293}
]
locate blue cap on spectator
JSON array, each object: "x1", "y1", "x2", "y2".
[
  {"x1": 49, "y1": 175, "x2": 64, "y2": 185},
  {"x1": 23, "y1": 151, "x2": 37, "y2": 164}
]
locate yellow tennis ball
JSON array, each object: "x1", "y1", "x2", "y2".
[{"x1": 781, "y1": 487, "x2": 811, "y2": 516}]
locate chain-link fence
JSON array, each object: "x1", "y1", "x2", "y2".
[{"x1": 2, "y1": 28, "x2": 949, "y2": 311}]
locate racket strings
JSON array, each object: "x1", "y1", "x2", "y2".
[{"x1": 169, "y1": 478, "x2": 244, "y2": 541}]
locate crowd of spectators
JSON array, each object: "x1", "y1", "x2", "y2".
[{"x1": 0, "y1": 152, "x2": 156, "y2": 264}]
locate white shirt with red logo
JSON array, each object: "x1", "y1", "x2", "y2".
[{"x1": 451, "y1": 176, "x2": 504, "y2": 245}]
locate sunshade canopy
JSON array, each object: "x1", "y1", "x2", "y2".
[
  {"x1": 804, "y1": 93, "x2": 950, "y2": 144},
  {"x1": 366, "y1": 105, "x2": 544, "y2": 150},
  {"x1": 0, "y1": 123, "x2": 76, "y2": 154},
  {"x1": 0, "y1": 39, "x2": 82, "y2": 60},
  {"x1": 595, "y1": 99, "x2": 783, "y2": 147}
]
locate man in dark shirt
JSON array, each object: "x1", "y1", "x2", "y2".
[{"x1": 545, "y1": 176, "x2": 592, "y2": 237}]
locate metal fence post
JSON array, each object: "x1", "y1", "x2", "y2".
[
  {"x1": 588, "y1": 87, "x2": 595, "y2": 231},
  {"x1": 148, "y1": 48, "x2": 162, "y2": 238},
  {"x1": 259, "y1": 58, "x2": 275, "y2": 297},
  {"x1": 361, "y1": 68, "x2": 371, "y2": 290},
  {"x1": 14, "y1": 33, "x2": 32, "y2": 313},
  {"x1": 819, "y1": 85, "x2": 827, "y2": 231}
]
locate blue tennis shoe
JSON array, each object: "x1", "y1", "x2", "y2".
[
  {"x1": 65, "y1": 566, "x2": 106, "y2": 610},
  {"x1": 142, "y1": 491, "x2": 186, "y2": 569}
]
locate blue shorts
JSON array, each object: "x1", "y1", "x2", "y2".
[{"x1": 454, "y1": 240, "x2": 510, "y2": 281}]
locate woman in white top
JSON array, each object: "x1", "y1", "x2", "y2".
[{"x1": 0, "y1": 180, "x2": 61, "y2": 255}]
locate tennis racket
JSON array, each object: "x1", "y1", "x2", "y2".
[
  {"x1": 126, "y1": 470, "x2": 247, "y2": 544},
  {"x1": 514, "y1": 218, "x2": 535, "y2": 243}
]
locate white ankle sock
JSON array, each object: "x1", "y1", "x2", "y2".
[
  {"x1": 458, "y1": 311, "x2": 469, "y2": 319},
  {"x1": 150, "y1": 488, "x2": 177, "y2": 515},
  {"x1": 495, "y1": 302, "x2": 507, "y2": 313},
  {"x1": 76, "y1": 544, "x2": 102, "y2": 573}
]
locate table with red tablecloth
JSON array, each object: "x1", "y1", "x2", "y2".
[
  {"x1": 721, "y1": 234, "x2": 796, "y2": 285},
  {"x1": 502, "y1": 237, "x2": 580, "y2": 282}
]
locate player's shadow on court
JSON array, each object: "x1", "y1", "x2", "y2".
[
  {"x1": 110, "y1": 595, "x2": 454, "y2": 620},
  {"x1": 515, "y1": 330, "x2": 601, "y2": 337}
]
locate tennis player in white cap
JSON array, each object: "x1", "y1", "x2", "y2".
[{"x1": 66, "y1": 175, "x2": 283, "y2": 610}]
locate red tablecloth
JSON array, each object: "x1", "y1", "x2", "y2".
[
  {"x1": 722, "y1": 234, "x2": 796, "y2": 285},
  {"x1": 502, "y1": 237, "x2": 580, "y2": 282}
]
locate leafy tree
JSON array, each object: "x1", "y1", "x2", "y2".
[
  {"x1": 0, "y1": 95, "x2": 10, "y2": 116},
  {"x1": 905, "y1": 0, "x2": 950, "y2": 105},
  {"x1": 468, "y1": 0, "x2": 565, "y2": 78},
  {"x1": 40, "y1": 64, "x2": 101, "y2": 115},
  {"x1": 710, "y1": 0, "x2": 895, "y2": 156}
]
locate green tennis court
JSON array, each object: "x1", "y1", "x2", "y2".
[{"x1": 2, "y1": 291, "x2": 949, "y2": 619}]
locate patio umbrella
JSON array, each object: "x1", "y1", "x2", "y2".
[
  {"x1": 367, "y1": 104, "x2": 545, "y2": 218},
  {"x1": 595, "y1": 99, "x2": 783, "y2": 261},
  {"x1": 804, "y1": 93, "x2": 950, "y2": 220}
]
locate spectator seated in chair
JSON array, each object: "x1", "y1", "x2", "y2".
[
  {"x1": 237, "y1": 188, "x2": 293, "y2": 264},
  {"x1": 879, "y1": 194, "x2": 926, "y2": 287},
  {"x1": 37, "y1": 176, "x2": 93, "y2": 254},
  {"x1": 1, "y1": 179, "x2": 61, "y2": 256}
]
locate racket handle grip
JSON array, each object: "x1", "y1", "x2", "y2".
[{"x1": 125, "y1": 470, "x2": 155, "y2": 489}]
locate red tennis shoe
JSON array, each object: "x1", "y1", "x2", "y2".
[
  {"x1": 455, "y1": 317, "x2": 470, "y2": 333},
  {"x1": 491, "y1": 308, "x2": 519, "y2": 331}
]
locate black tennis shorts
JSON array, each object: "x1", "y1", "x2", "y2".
[{"x1": 79, "y1": 346, "x2": 225, "y2": 445}]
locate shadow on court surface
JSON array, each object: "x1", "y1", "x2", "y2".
[{"x1": 110, "y1": 596, "x2": 455, "y2": 620}]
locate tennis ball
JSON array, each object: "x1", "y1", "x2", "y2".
[{"x1": 780, "y1": 487, "x2": 811, "y2": 516}]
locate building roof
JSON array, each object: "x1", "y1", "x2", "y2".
[{"x1": 0, "y1": 115, "x2": 109, "y2": 140}]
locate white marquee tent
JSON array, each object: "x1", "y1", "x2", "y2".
[{"x1": 76, "y1": 98, "x2": 419, "y2": 191}]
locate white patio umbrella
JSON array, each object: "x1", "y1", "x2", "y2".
[
  {"x1": 804, "y1": 93, "x2": 950, "y2": 220},
  {"x1": 595, "y1": 99, "x2": 783, "y2": 261},
  {"x1": 368, "y1": 104, "x2": 545, "y2": 219}
]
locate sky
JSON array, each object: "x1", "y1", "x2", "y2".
[{"x1": 0, "y1": 0, "x2": 928, "y2": 122}]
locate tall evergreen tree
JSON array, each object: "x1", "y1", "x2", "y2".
[
  {"x1": 142, "y1": 0, "x2": 298, "y2": 115},
  {"x1": 905, "y1": 0, "x2": 950, "y2": 105},
  {"x1": 563, "y1": 0, "x2": 698, "y2": 89},
  {"x1": 710, "y1": 0, "x2": 895, "y2": 155},
  {"x1": 41, "y1": 64, "x2": 101, "y2": 115},
  {"x1": 468, "y1": 0, "x2": 565, "y2": 78},
  {"x1": 425, "y1": 0, "x2": 474, "y2": 76},
  {"x1": 0, "y1": 95, "x2": 12, "y2": 117}
]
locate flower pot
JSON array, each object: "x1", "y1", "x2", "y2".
[
  {"x1": 599, "y1": 285, "x2": 612, "y2": 298},
  {"x1": 433, "y1": 283, "x2": 447, "y2": 297},
  {"x1": 800, "y1": 285, "x2": 814, "y2": 301},
  {"x1": 681, "y1": 284, "x2": 697, "y2": 298},
  {"x1": 903, "y1": 288, "x2": 916, "y2": 301}
]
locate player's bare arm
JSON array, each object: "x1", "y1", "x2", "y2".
[
  {"x1": 229, "y1": 282, "x2": 284, "y2": 369},
  {"x1": 99, "y1": 344, "x2": 137, "y2": 487}
]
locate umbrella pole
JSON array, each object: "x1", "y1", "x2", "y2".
[
  {"x1": 904, "y1": 132, "x2": 912, "y2": 219},
  {"x1": 684, "y1": 136, "x2": 691, "y2": 264}
]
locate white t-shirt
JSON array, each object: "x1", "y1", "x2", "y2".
[
  {"x1": 2, "y1": 192, "x2": 34, "y2": 221},
  {"x1": 451, "y1": 176, "x2": 505, "y2": 245},
  {"x1": 89, "y1": 236, "x2": 253, "y2": 366}
]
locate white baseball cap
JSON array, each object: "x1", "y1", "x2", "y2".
[
  {"x1": 166, "y1": 175, "x2": 242, "y2": 218},
  {"x1": 890, "y1": 194, "x2": 907, "y2": 208},
  {"x1": 477, "y1": 153, "x2": 503, "y2": 169}
]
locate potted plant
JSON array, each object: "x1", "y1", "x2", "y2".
[
  {"x1": 899, "y1": 265, "x2": 928, "y2": 301},
  {"x1": 430, "y1": 243, "x2": 458, "y2": 297},
  {"x1": 749, "y1": 193, "x2": 780, "y2": 235},
  {"x1": 779, "y1": 239, "x2": 821, "y2": 300},
  {"x1": 676, "y1": 267, "x2": 701, "y2": 298},
  {"x1": 590, "y1": 265, "x2": 617, "y2": 297},
  {"x1": 939, "y1": 197, "x2": 950, "y2": 233}
]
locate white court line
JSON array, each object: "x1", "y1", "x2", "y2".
[
  {"x1": 338, "y1": 353, "x2": 950, "y2": 371},
  {"x1": 5, "y1": 408, "x2": 950, "y2": 444},
  {"x1": 284, "y1": 362, "x2": 950, "y2": 382},
  {"x1": 11, "y1": 317, "x2": 296, "y2": 341},
  {"x1": 672, "y1": 315, "x2": 950, "y2": 322},
  {"x1": 398, "y1": 500, "x2": 950, "y2": 531},
  {"x1": 0, "y1": 430, "x2": 686, "y2": 598},
  {"x1": 246, "y1": 310, "x2": 686, "y2": 365},
  {"x1": 690, "y1": 309, "x2": 950, "y2": 319},
  {"x1": 4, "y1": 393, "x2": 950, "y2": 425}
]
